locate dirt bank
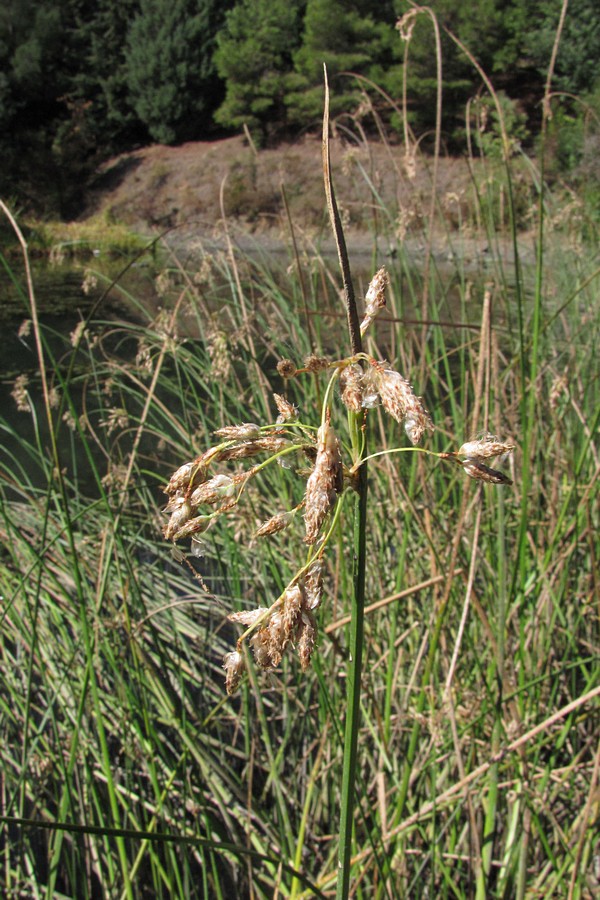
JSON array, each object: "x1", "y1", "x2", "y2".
[{"x1": 84, "y1": 135, "x2": 479, "y2": 239}]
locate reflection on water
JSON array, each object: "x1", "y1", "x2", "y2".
[{"x1": 0, "y1": 239, "x2": 531, "y2": 499}]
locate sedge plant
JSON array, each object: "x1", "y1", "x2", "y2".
[{"x1": 160, "y1": 77, "x2": 515, "y2": 898}]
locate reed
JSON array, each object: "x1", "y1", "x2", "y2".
[{"x1": 1, "y1": 28, "x2": 599, "y2": 900}]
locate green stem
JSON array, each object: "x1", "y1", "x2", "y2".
[
  {"x1": 336, "y1": 413, "x2": 368, "y2": 900},
  {"x1": 322, "y1": 67, "x2": 368, "y2": 899}
]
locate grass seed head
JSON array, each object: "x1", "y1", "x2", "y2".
[
  {"x1": 304, "y1": 418, "x2": 343, "y2": 544},
  {"x1": 303, "y1": 559, "x2": 324, "y2": 610},
  {"x1": 214, "y1": 423, "x2": 261, "y2": 440},
  {"x1": 340, "y1": 363, "x2": 364, "y2": 412},
  {"x1": 273, "y1": 392, "x2": 298, "y2": 423},
  {"x1": 167, "y1": 513, "x2": 213, "y2": 541},
  {"x1": 250, "y1": 628, "x2": 274, "y2": 669},
  {"x1": 304, "y1": 354, "x2": 330, "y2": 372},
  {"x1": 163, "y1": 497, "x2": 193, "y2": 539},
  {"x1": 190, "y1": 474, "x2": 235, "y2": 507},
  {"x1": 228, "y1": 608, "x2": 269, "y2": 626},
  {"x1": 404, "y1": 408, "x2": 434, "y2": 446},
  {"x1": 223, "y1": 650, "x2": 245, "y2": 695},
  {"x1": 255, "y1": 509, "x2": 295, "y2": 537},
  {"x1": 266, "y1": 613, "x2": 286, "y2": 666},
  {"x1": 360, "y1": 266, "x2": 389, "y2": 334},
  {"x1": 220, "y1": 436, "x2": 291, "y2": 461},
  {"x1": 458, "y1": 436, "x2": 515, "y2": 460},
  {"x1": 164, "y1": 462, "x2": 197, "y2": 495},
  {"x1": 282, "y1": 585, "x2": 303, "y2": 642},
  {"x1": 277, "y1": 358, "x2": 297, "y2": 378},
  {"x1": 374, "y1": 366, "x2": 433, "y2": 444},
  {"x1": 297, "y1": 610, "x2": 317, "y2": 671},
  {"x1": 462, "y1": 458, "x2": 513, "y2": 485}
]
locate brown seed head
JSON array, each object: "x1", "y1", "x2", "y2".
[
  {"x1": 375, "y1": 367, "x2": 410, "y2": 422},
  {"x1": 277, "y1": 358, "x2": 297, "y2": 378},
  {"x1": 255, "y1": 509, "x2": 295, "y2": 537},
  {"x1": 304, "y1": 418, "x2": 343, "y2": 544},
  {"x1": 163, "y1": 496, "x2": 192, "y2": 539},
  {"x1": 340, "y1": 363, "x2": 364, "y2": 412},
  {"x1": 228, "y1": 608, "x2": 269, "y2": 626},
  {"x1": 304, "y1": 354, "x2": 330, "y2": 372},
  {"x1": 164, "y1": 462, "x2": 195, "y2": 495},
  {"x1": 220, "y1": 436, "x2": 291, "y2": 461},
  {"x1": 282, "y1": 585, "x2": 303, "y2": 642},
  {"x1": 251, "y1": 628, "x2": 275, "y2": 669},
  {"x1": 273, "y1": 393, "x2": 298, "y2": 423},
  {"x1": 375, "y1": 366, "x2": 433, "y2": 444},
  {"x1": 223, "y1": 650, "x2": 245, "y2": 694},
  {"x1": 168, "y1": 513, "x2": 212, "y2": 541},
  {"x1": 404, "y1": 406, "x2": 434, "y2": 445},
  {"x1": 303, "y1": 559, "x2": 324, "y2": 610},
  {"x1": 190, "y1": 474, "x2": 235, "y2": 507},
  {"x1": 360, "y1": 266, "x2": 389, "y2": 334},
  {"x1": 297, "y1": 610, "x2": 317, "y2": 671},
  {"x1": 462, "y1": 458, "x2": 512, "y2": 485},
  {"x1": 214, "y1": 423, "x2": 261, "y2": 440},
  {"x1": 458, "y1": 436, "x2": 515, "y2": 460},
  {"x1": 266, "y1": 612, "x2": 286, "y2": 666}
]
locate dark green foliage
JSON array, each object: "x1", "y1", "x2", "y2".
[
  {"x1": 0, "y1": 0, "x2": 599, "y2": 212},
  {"x1": 126, "y1": 0, "x2": 228, "y2": 144},
  {"x1": 394, "y1": 0, "x2": 544, "y2": 144},
  {"x1": 213, "y1": 0, "x2": 305, "y2": 143},
  {"x1": 70, "y1": 0, "x2": 143, "y2": 146},
  {"x1": 286, "y1": 0, "x2": 399, "y2": 127},
  {"x1": 526, "y1": 0, "x2": 600, "y2": 96},
  {"x1": 0, "y1": 1, "x2": 83, "y2": 213}
]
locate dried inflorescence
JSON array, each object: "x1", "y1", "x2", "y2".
[
  {"x1": 273, "y1": 393, "x2": 298, "y2": 423},
  {"x1": 161, "y1": 265, "x2": 515, "y2": 696},
  {"x1": 339, "y1": 364, "x2": 364, "y2": 412},
  {"x1": 461, "y1": 458, "x2": 512, "y2": 485},
  {"x1": 456, "y1": 433, "x2": 515, "y2": 485},
  {"x1": 277, "y1": 358, "x2": 297, "y2": 378},
  {"x1": 373, "y1": 366, "x2": 434, "y2": 445},
  {"x1": 161, "y1": 389, "x2": 334, "y2": 692},
  {"x1": 162, "y1": 422, "x2": 301, "y2": 543},
  {"x1": 360, "y1": 266, "x2": 389, "y2": 335},
  {"x1": 163, "y1": 343, "x2": 437, "y2": 693},
  {"x1": 304, "y1": 414, "x2": 343, "y2": 544},
  {"x1": 304, "y1": 354, "x2": 330, "y2": 373},
  {"x1": 224, "y1": 559, "x2": 323, "y2": 690},
  {"x1": 255, "y1": 508, "x2": 298, "y2": 537},
  {"x1": 457, "y1": 435, "x2": 515, "y2": 461},
  {"x1": 338, "y1": 356, "x2": 434, "y2": 446}
]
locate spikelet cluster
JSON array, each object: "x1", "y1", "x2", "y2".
[
  {"x1": 224, "y1": 560, "x2": 324, "y2": 691},
  {"x1": 304, "y1": 414, "x2": 343, "y2": 544},
  {"x1": 338, "y1": 357, "x2": 434, "y2": 446},
  {"x1": 161, "y1": 263, "x2": 515, "y2": 697},
  {"x1": 360, "y1": 266, "x2": 389, "y2": 334},
  {"x1": 162, "y1": 420, "x2": 297, "y2": 542},
  {"x1": 456, "y1": 433, "x2": 515, "y2": 485},
  {"x1": 162, "y1": 389, "x2": 335, "y2": 693}
]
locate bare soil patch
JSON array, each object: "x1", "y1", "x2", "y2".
[{"x1": 83, "y1": 134, "x2": 479, "y2": 246}]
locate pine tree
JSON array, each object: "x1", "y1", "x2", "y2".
[
  {"x1": 126, "y1": 0, "x2": 229, "y2": 144},
  {"x1": 213, "y1": 0, "x2": 304, "y2": 143},
  {"x1": 286, "y1": 0, "x2": 398, "y2": 127}
]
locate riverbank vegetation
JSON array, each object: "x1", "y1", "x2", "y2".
[
  {"x1": 1, "y1": 1, "x2": 599, "y2": 217},
  {"x1": 1, "y1": 7, "x2": 599, "y2": 899}
]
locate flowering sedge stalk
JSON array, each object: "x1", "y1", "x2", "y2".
[{"x1": 162, "y1": 301, "x2": 514, "y2": 695}]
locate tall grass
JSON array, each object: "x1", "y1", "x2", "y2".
[{"x1": 1, "y1": 43, "x2": 600, "y2": 900}]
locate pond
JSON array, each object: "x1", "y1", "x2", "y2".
[{"x1": 0, "y1": 233, "x2": 531, "y2": 418}]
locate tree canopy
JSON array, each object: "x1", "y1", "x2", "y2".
[{"x1": 0, "y1": 0, "x2": 598, "y2": 213}]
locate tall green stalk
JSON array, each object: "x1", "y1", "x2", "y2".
[{"x1": 321, "y1": 69, "x2": 369, "y2": 900}]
